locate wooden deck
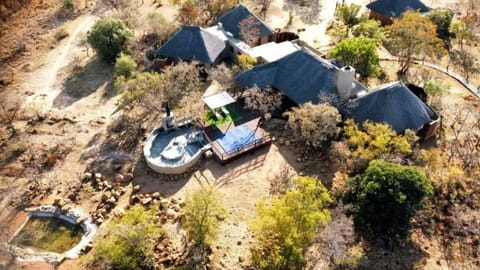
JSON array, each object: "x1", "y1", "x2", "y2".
[{"x1": 203, "y1": 117, "x2": 272, "y2": 163}]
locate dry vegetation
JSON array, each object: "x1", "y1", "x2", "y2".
[{"x1": 1, "y1": 0, "x2": 480, "y2": 270}]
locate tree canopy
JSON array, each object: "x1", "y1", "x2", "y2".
[
  {"x1": 385, "y1": 11, "x2": 445, "y2": 75},
  {"x1": 250, "y1": 176, "x2": 332, "y2": 269},
  {"x1": 88, "y1": 205, "x2": 164, "y2": 269},
  {"x1": 344, "y1": 160, "x2": 433, "y2": 240},
  {"x1": 284, "y1": 103, "x2": 341, "y2": 148},
  {"x1": 87, "y1": 17, "x2": 133, "y2": 63},
  {"x1": 329, "y1": 37, "x2": 380, "y2": 77}
]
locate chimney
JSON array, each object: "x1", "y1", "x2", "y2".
[{"x1": 336, "y1": 66, "x2": 355, "y2": 100}]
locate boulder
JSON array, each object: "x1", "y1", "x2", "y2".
[
  {"x1": 133, "y1": 185, "x2": 141, "y2": 193},
  {"x1": 152, "y1": 192, "x2": 161, "y2": 199}
]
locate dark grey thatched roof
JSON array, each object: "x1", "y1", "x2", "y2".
[
  {"x1": 216, "y1": 5, "x2": 274, "y2": 40},
  {"x1": 236, "y1": 49, "x2": 366, "y2": 104},
  {"x1": 155, "y1": 26, "x2": 226, "y2": 64},
  {"x1": 367, "y1": 0, "x2": 430, "y2": 18},
  {"x1": 347, "y1": 81, "x2": 437, "y2": 132}
]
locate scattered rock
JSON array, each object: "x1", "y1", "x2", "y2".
[
  {"x1": 141, "y1": 197, "x2": 152, "y2": 205},
  {"x1": 133, "y1": 185, "x2": 141, "y2": 193},
  {"x1": 152, "y1": 192, "x2": 161, "y2": 199}
]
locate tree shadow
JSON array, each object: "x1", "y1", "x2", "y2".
[
  {"x1": 53, "y1": 57, "x2": 113, "y2": 109},
  {"x1": 358, "y1": 239, "x2": 429, "y2": 270}
]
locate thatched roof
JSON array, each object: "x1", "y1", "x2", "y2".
[
  {"x1": 366, "y1": 0, "x2": 430, "y2": 18},
  {"x1": 155, "y1": 26, "x2": 226, "y2": 64},
  {"x1": 347, "y1": 81, "x2": 438, "y2": 132},
  {"x1": 236, "y1": 49, "x2": 366, "y2": 104},
  {"x1": 216, "y1": 5, "x2": 274, "y2": 40}
]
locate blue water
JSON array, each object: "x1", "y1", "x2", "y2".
[{"x1": 215, "y1": 125, "x2": 258, "y2": 153}]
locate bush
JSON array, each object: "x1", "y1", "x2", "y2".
[
  {"x1": 250, "y1": 176, "x2": 332, "y2": 269},
  {"x1": 87, "y1": 18, "x2": 133, "y2": 63},
  {"x1": 344, "y1": 160, "x2": 433, "y2": 240},
  {"x1": 183, "y1": 185, "x2": 225, "y2": 246},
  {"x1": 63, "y1": 0, "x2": 74, "y2": 10},
  {"x1": 54, "y1": 27, "x2": 69, "y2": 41},
  {"x1": 114, "y1": 53, "x2": 137, "y2": 78},
  {"x1": 284, "y1": 102, "x2": 341, "y2": 148},
  {"x1": 329, "y1": 37, "x2": 380, "y2": 77},
  {"x1": 88, "y1": 205, "x2": 164, "y2": 269},
  {"x1": 236, "y1": 54, "x2": 257, "y2": 70}
]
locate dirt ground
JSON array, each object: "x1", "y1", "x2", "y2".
[{"x1": 0, "y1": 0, "x2": 479, "y2": 269}]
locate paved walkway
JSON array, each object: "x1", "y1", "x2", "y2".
[{"x1": 380, "y1": 57, "x2": 480, "y2": 97}]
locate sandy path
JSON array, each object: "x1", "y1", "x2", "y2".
[
  {"x1": 23, "y1": 14, "x2": 97, "y2": 110},
  {"x1": 264, "y1": 0, "x2": 371, "y2": 50}
]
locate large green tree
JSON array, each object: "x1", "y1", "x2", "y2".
[
  {"x1": 344, "y1": 160, "x2": 433, "y2": 240},
  {"x1": 87, "y1": 17, "x2": 133, "y2": 63},
  {"x1": 329, "y1": 37, "x2": 380, "y2": 77},
  {"x1": 250, "y1": 176, "x2": 332, "y2": 269},
  {"x1": 385, "y1": 11, "x2": 445, "y2": 75}
]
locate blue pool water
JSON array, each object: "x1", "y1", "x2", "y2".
[{"x1": 215, "y1": 125, "x2": 258, "y2": 153}]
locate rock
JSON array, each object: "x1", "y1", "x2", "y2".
[
  {"x1": 106, "y1": 196, "x2": 117, "y2": 204},
  {"x1": 170, "y1": 197, "x2": 178, "y2": 204},
  {"x1": 215, "y1": 213, "x2": 226, "y2": 221},
  {"x1": 53, "y1": 198, "x2": 64, "y2": 207},
  {"x1": 96, "y1": 218, "x2": 104, "y2": 224},
  {"x1": 114, "y1": 207, "x2": 125, "y2": 217},
  {"x1": 152, "y1": 192, "x2": 161, "y2": 199},
  {"x1": 83, "y1": 243, "x2": 93, "y2": 253},
  {"x1": 133, "y1": 185, "x2": 141, "y2": 193},
  {"x1": 124, "y1": 173, "x2": 134, "y2": 183},
  {"x1": 285, "y1": 140, "x2": 291, "y2": 146},
  {"x1": 94, "y1": 173, "x2": 102, "y2": 180},
  {"x1": 160, "y1": 198, "x2": 169, "y2": 209},
  {"x1": 84, "y1": 172, "x2": 93, "y2": 181},
  {"x1": 278, "y1": 137, "x2": 285, "y2": 145},
  {"x1": 102, "y1": 191, "x2": 112, "y2": 202},
  {"x1": 166, "y1": 208, "x2": 177, "y2": 219},
  {"x1": 141, "y1": 197, "x2": 152, "y2": 205},
  {"x1": 112, "y1": 191, "x2": 121, "y2": 200},
  {"x1": 238, "y1": 256, "x2": 244, "y2": 262},
  {"x1": 114, "y1": 174, "x2": 124, "y2": 183}
]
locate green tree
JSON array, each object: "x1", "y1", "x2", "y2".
[
  {"x1": 449, "y1": 19, "x2": 474, "y2": 50},
  {"x1": 87, "y1": 17, "x2": 133, "y2": 63},
  {"x1": 114, "y1": 52, "x2": 137, "y2": 78},
  {"x1": 344, "y1": 160, "x2": 433, "y2": 240},
  {"x1": 343, "y1": 119, "x2": 416, "y2": 162},
  {"x1": 329, "y1": 37, "x2": 380, "y2": 77},
  {"x1": 183, "y1": 185, "x2": 225, "y2": 246},
  {"x1": 426, "y1": 9, "x2": 452, "y2": 40},
  {"x1": 386, "y1": 11, "x2": 445, "y2": 75},
  {"x1": 88, "y1": 205, "x2": 164, "y2": 269},
  {"x1": 285, "y1": 103, "x2": 341, "y2": 148},
  {"x1": 336, "y1": 3, "x2": 365, "y2": 28},
  {"x1": 352, "y1": 19, "x2": 384, "y2": 42},
  {"x1": 250, "y1": 176, "x2": 332, "y2": 269}
]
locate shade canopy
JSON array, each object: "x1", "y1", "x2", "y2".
[{"x1": 203, "y1": 91, "x2": 236, "y2": 110}]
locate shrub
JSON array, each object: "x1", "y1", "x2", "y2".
[
  {"x1": 88, "y1": 205, "x2": 164, "y2": 269},
  {"x1": 114, "y1": 53, "x2": 137, "y2": 78},
  {"x1": 87, "y1": 18, "x2": 133, "y2": 63},
  {"x1": 54, "y1": 27, "x2": 69, "y2": 41},
  {"x1": 284, "y1": 102, "x2": 341, "y2": 148},
  {"x1": 237, "y1": 54, "x2": 257, "y2": 71},
  {"x1": 2, "y1": 143, "x2": 26, "y2": 163},
  {"x1": 183, "y1": 185, "x2": 225, "y2": 246},
  {"x1": 63, "y1": 0, "x2": 74, "y2": 10},
  {"x1": 250, "y1": 176, "x2": 332, "y2": 269},
  {"x1": 344, "y1": 160, "x2": 433, "y2": 240}
]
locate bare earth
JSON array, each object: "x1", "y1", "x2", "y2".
[{"x1": 0, "y1": 0, "x2": 478, "y2": 269}]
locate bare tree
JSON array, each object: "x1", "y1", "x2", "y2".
[
  {"x1": 255, "y1": 0, "x2": 274, "y2": 19},
  {"x1": 238, "y1": 15, "x2": 261, "y2": 46},
  {"x1": 208, "y1": 63, "x2": 234, "y2": 90},
  {"x1": 0, "y1": 98, "x2": 20, "y2": 139},
  {"x1": 244, "y1": 85, "x2": 282, "y2": 117}
]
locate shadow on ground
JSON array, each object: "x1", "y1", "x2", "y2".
[
  {"x1": 53, "y1": 57, "x2": 113, "y2": 109},
  {"x1": 358, "y1": 240, "x2": 429, "y2": 270}
]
